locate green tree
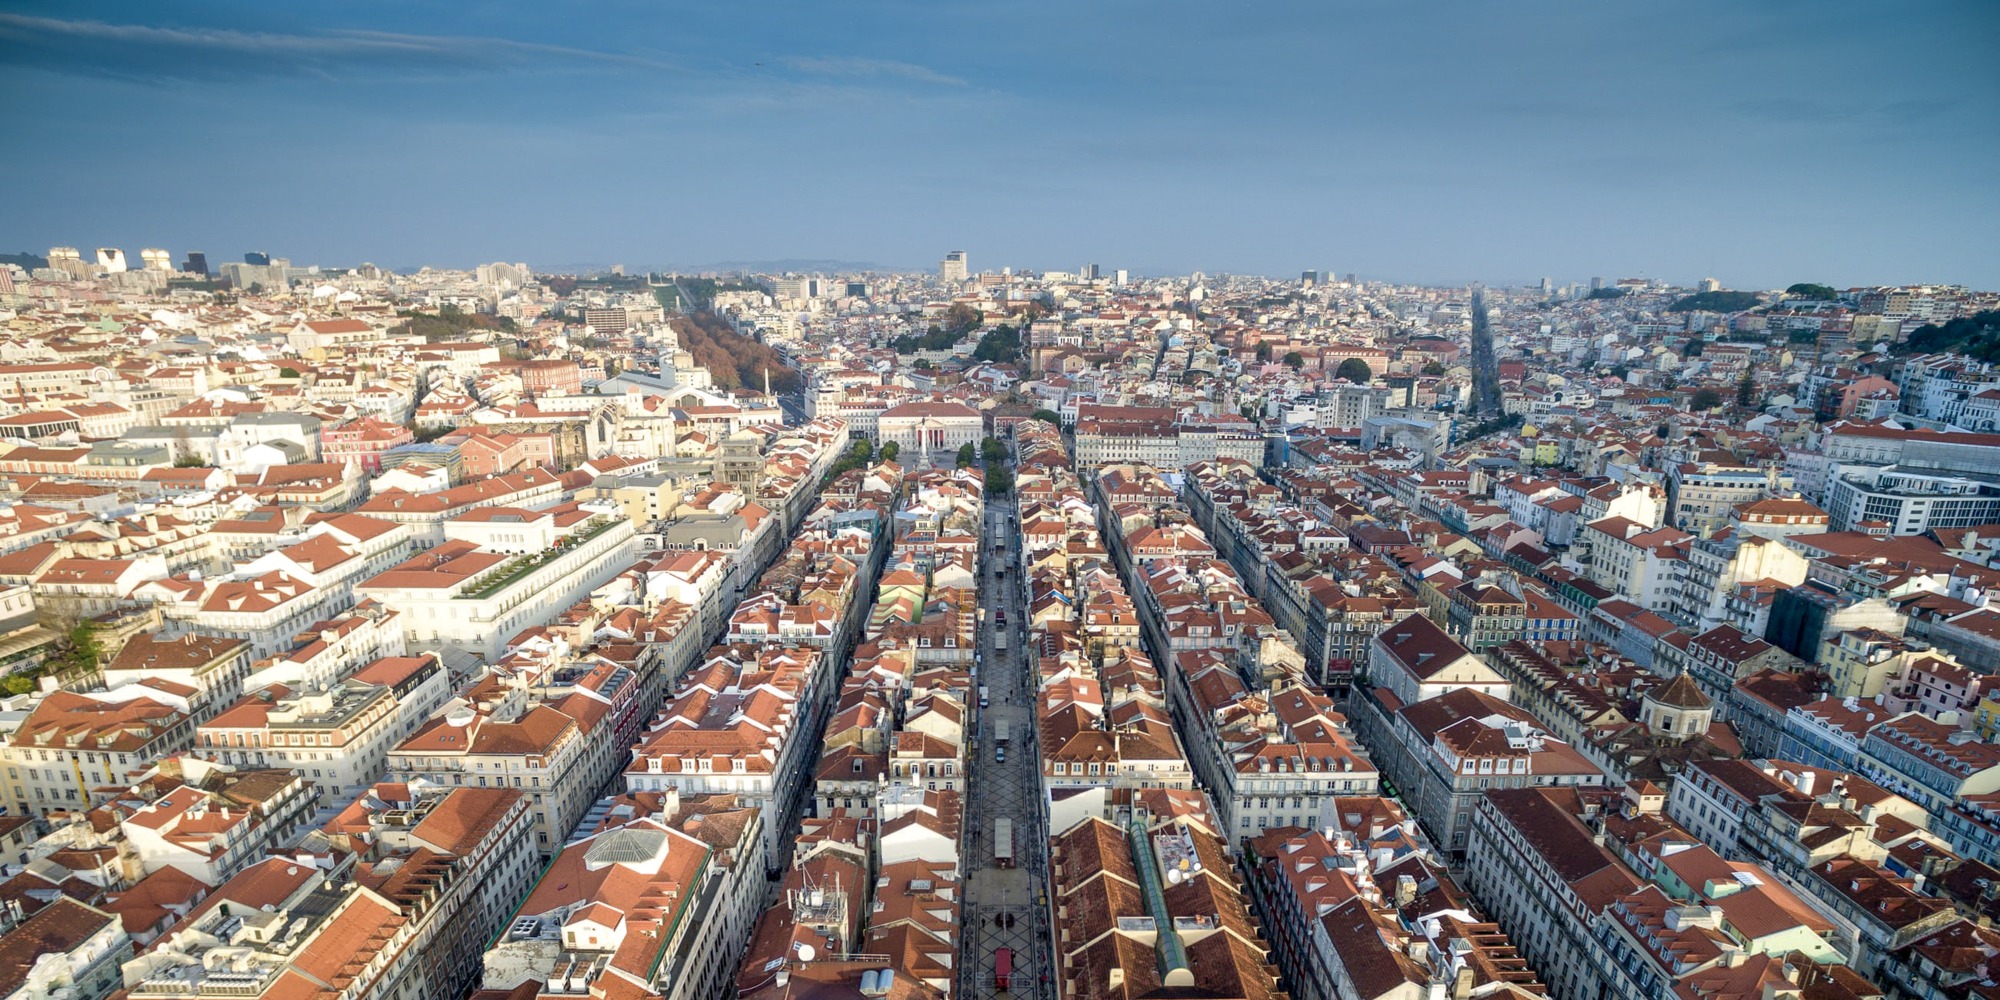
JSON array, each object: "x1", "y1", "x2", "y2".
[
  {"x1": 1898, "y1": 310, "x2": 2000, "y2": 359},
  {"x1": 942, "y1": 302, "x2": 983, "y2": 336},
  {"x1": 1422, "y1": 361, "x2": 1446, "y2": 376},
  {"x1": 1736, "y1": 370, "x2": 1756, "y2": 409},
  {"x1": 1335, "y1": 358, "x2": 1373, "y2": 383},
  {"x1": 1585, "y1": 287, "x2": 1628, "y2": 300},
  {"x1": 984, "y1": 465, "x2": 1013, "y2": 495},
  {"x1": 1786, "y1": 283, "x2": 1838, "y2": 301},
  {"x1": 913, "y1": 359, "x2": 933, "y2": 370},
  {"x1": 972, "y1": 324, "x2": 1022, "y2": 363},
  {"x1": 1282, "y1": 351, "x2": 1304, "y2": 370},
  {"x1": 853, "y1": 438, "x2": 874, "y2": 462},
  {"x1": 1668, "y1": 290, "x2": 1760, "y2": 313},
  {"x1": 956, "y1": 442, "x2": 975, "y2": 468},
  {"x1": 981, "y1": 437, "x2": 1006, "y2": 463},
  {"x1": 278, "y1": 367, "x2": 301, "y2": 379},
  {"x1": 1031, "y1": 409, "x2": 1061, "y2": 425},
  {"x1": 1254, "y1": 342, "x2": 1274, "y2": 363},
  {"x1": 879, "y1": 441, "x2": 899, "y2": 462},
  {"x1": 1691, "y1": 387, "x2": 1724, "y2": 411}
]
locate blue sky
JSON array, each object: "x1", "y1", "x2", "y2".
[{"x1": 2, "y1": 1, "x2": 1995, "y2": 287}]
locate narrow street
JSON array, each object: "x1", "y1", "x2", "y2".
[{"x1": 958, "y1": 481, "x2": 1055, "y2": 1000}]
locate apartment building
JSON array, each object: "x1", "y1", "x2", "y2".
[
  {"x1": 1466, "y1": 787, "x2": 1643, "y2": 1000},
  {"x1": 118, "y1": 762, "x2": 317, "y2": 885},
  {"x1": 1667, "y1": 463, "x2": 1788, "y2": 537},
  {"x1": 475, "y1": 814, "x2": 716, "y2": 1000},
  {"x1": 195, "y1": 654, "x2": 451, "y2": 822},
  {"x1": 1, "y1": 684, "x2": 196, "y2": 816},
  {"x1": 100, "y1": 632, "x2": 253, "y2": 726},
  {"x1": 0, "y1": 898, "x2": 130, "y2": 1000},
  {"x1": 385, "y1": 697, "x2": 591, "y2": 856},
  {"x1": 120, "y1": 854, "x2": 427, "y2": 1000},
  {"x1": 625, "y1": 645, "x2": 830, "y2": 868},
  {"x1": 1047, "y1": 814, "x2": 1285, "y2": 1000}
]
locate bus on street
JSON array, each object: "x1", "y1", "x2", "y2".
[{"x1": 994, "y1": 817, "x2": 1014, "y2": 868}]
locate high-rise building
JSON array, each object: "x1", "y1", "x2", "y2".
[
  {"x1": 244, "y1": 250, "x2": 272, "y2": 266},
  {"x1": 182, "y1": 251, "x2": 208, "y2": 276},
  {"x1": 583, "y1": 306, "x2": 631, "y2": 334},
  {"x1": 1540, "y1": 277, "x2": 1552, "y2": 293},
  {"x1": 94, "y1": 248, "x2": 127, "y2": 272},
  {"x1": 1346, "y1": 272, "x2": 1358, "y2": 284},
  {"x1": 940, "y1": 250, "x2": 968, "y2": 282},
  {"x1": 0, "y1": 267, "x2": 14, "y2": 296},
  {"x1": 1699, "y1": 277, "x2": 1722, "y2": 293},
  {"x1": 1114, "y1": 269, "x2": 1129, "y2": 287},
  {"x1": 140, "y1": 248, "x2": 173, "y2": 271},
  {"x1": 1081, "y1": 262, "x2": 1100, "y2": 280},
  {"x1": 1301, "y1": 270, "x2": 1321, "y2": 286},
  {"x1": 1590, "y1": 276, "x2": 1605, "y2": 290},
  {"x1": 46, "y1": 247, "x2": 90, "y2": 280}
]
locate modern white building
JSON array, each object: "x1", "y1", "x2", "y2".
[
  {"x1": 940, "y1": 250, "x2": 968, "y2": 282},
  {"x1": 355, "y1": 506, "x2": 638, "y2": 667}
]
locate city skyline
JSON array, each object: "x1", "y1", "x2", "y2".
[{"x1": 4, "y1": 1, "x2": 1997, "y2": 288}]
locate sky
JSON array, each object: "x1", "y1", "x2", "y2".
[{"x1": 2, "y1": 1, "x2": 1996, "y2": 288}]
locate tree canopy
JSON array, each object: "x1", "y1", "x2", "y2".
[
  {"x1": 942, "y1": 302, "x2": 983, "y2": 336},
  {"x1": 1031, "y1": 409, "x2": 1061, "y2": 425},
  {"x1": 821, "y1": 438, "x2": 876, "y2": 485},
  {"x1": 1282, "y1": 351, "x2": 1304, "y2": 370},
  {"x1": 1335, "y1": 358, "x2": 1372, "y2": 383},
  {"x1": 972, "y1": 324, "x2": 1022, "y2": 363},
  {"x1": 395, "y1": 305, "x2": 517, "y2": 342},
  {"x1": 1691, "y1": 387, "x2": 1724, "y2": 411},
  {"x1": 1899, "y1": 310, "x2": 2000, "y2": 361},
  {"x1": 1668, "y1": 290, "x2": 1760, "y2": 313},
  {"x1": 956, "y1": 443, "x2": 975, "y2": 468},
  {"x1": 981, "y1": 437, "x2": 1006, "y2": 463},
  {"x1": 984, "y1": 465, "x2": 1013, "y2": 495},
  {"x1": 1585, "y1": 287, "x2": 1627, "y2": 300},
  {"x1": 669, "y1": 311, "x2": 803, "y2": 395},
  {"x1": 879, "y1": 441, "x2": 899, "y2": 462},
  {"x1": 891, "y1": 325, "x2": 967, "y2": 355},
  {"x1": 1786, "y1": 283, "x2": 1839, "y2": 301}
]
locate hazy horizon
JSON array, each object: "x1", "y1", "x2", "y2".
[{"x1": 4, "y1": 1, "x2": 1995, "y2": 290}]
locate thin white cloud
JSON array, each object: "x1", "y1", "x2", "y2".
[
  {"x1": 0, "y1": 12, "x2": 681, "y2": 77},
  {"x1": 781, "y1": 56, "x2": 967, "y2": 88}
]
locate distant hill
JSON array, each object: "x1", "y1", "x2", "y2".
[
  {"x1": 675, "y1": 258, "x2": 893, "y2": 274},
  {"x1": 1, "y1": 251, "x2": 48, "y2": 270}
]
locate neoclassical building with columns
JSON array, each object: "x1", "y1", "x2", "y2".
[{"x1": 877, "y1": 399, "x2": 982, "y2": 464}]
